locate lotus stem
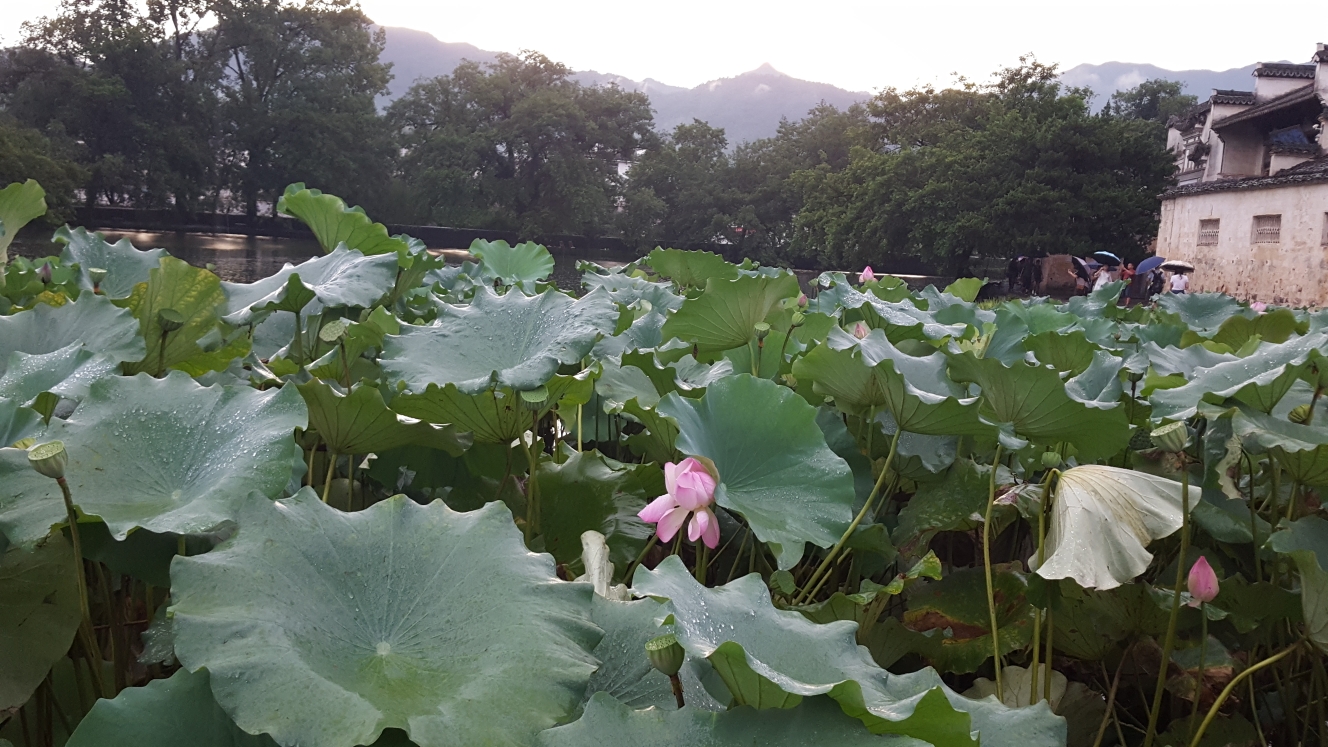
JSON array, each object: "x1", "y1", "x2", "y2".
[
  {"x1": 796, "y1": 426, "x2": 902, "y2": 605},
  {"x1": 524, "y1": 418, "x2": 542, "y2": 537},
  {"x1": 1144, "y1": 461, "x2": 1192, "y2": 747},
  {"x1": 1093, "y1": 655, "x2": 1127, "y2": 747},
  {"x1": 321, "y1": 451, "x2": 337, "y2": 503},
  {"x1": 623, "y1": 535, "x2": 658, "y2": 585},
  {"x1": 306, "y1": 434, "x2": 319, "y2": 487},
  {"x1": 669, "y1": 673, "x2": 685, "y2": 708},
  {"x1": 1030, "y1": 468, "x2": 1057, "y2": 703},
  {"x1": 576, "y1": 403, "x2": 583, "y2": 452},
  {"x1": 1044, "y1": 609, "x2": 1054, "y2": 703},
  {"x1": 1190, "y1": 605, "x2": 1208, "y2": 728},
  {"x1": 1187, "y1": 642, "x2": 1300, "y2": 747},
  {"x1": 292, "y1": 310, "x2": 303, "y2": 364},
  {"x1": 57, "y1": 478, "x2": 106, "y2": 697},
  {"x1": 981, "y1": 443, "x2": 1005, "y2": 701},
  {"x1": 695, "y1": 542, "x2": 708, "y2": 585}
]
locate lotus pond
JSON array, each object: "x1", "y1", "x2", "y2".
[{"x1": 2, "y1": 178, "x2": 1328, "y2": 747}]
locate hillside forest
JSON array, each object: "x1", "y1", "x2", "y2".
[{"x1": 0, "y1": 0, "x2": 1194, "y2": 274}]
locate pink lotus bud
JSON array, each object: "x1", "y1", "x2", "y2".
[
  {"x1": 797, "y1": 293, "x2": 808, "y2": 308},
  {"x1": 859, "y1": 266, "x2": 876, "y2": 284},
  {"x1": 1187, "y1": 556, "x2": 1219, "y2": 605},
  {"x1": 853, "y1": 322, "x2": 869, "y2": 339},
  {"x1": 1251, "y1": 302, "x2": 1267, "y2": 313},
  {"x1": 37, "y1": 263, "x2": 52, "y2": 284}
]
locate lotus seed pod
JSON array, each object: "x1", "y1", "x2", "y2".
[
  {"x1": 88, "y1": 267, "x2": 108, "y2": 285},
  {"x1": 1151, "y1": 421, "x2": 1189, "y2": 453},
  {"x1": 519, "y1": 385, "x2": 550, "y2": 411},
  {"x1": 1129, "y1": 427, "x2": 1155, "y2": 451},
  {"x1": 645, "y1": 633, "x2": 685, "y2": 676},
  {"x1": 1041, "y1": 451, "x2": 1062, "y2": 469},
  {"x1": 1126, "y1": 369, "x2": 1145, "y2": 384},
  {"x1": 754, "y1": 322, "x2": 771, "y2": 341},
  {"x1": 157, "y1": 308, "x2": 185, "y2": 333},
  {"x1": 1290, "y1": 404, "x2": 1312, "y2": 425},
  {"x1": 28, "y1": 441, "x2": 68, "y2": 480},
  {"x1": 790, "y1": 312, "x2": 806, "y2": 328}
]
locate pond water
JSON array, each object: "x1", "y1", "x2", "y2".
[{"x1": 9, "y1": 229, "x2": 626, "y2": 290}]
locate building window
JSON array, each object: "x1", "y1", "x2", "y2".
[
  {"x1": 1322, "y1": 213, "x2": 1328, "y2": 246},
  {"x1": 1252, "y1": 214, "x2": 1281, "y2": 244},
  {"x1": 1198, "y1": 219, "x2": 1220, "y2": 246}
]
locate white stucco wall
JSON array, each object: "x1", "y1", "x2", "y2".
[{"x1": 1157, "y1": 183, "x2": 1328, "y2": 306}]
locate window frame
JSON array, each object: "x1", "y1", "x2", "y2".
[
  {"x1": 1197, "y1": 218, "x2": 1220, "y2": 246},
  {"x1": 1252, "y1": 214, "x2": 1282, "y2": 244}
]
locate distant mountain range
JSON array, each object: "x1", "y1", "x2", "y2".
[
  {"x1": 379, "y1": 27, "x2": 1278, "y2": 141},
  {"x1": 378, "y1": 27, "x2": 866, "y2": 145}
]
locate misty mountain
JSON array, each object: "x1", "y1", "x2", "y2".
[
  {"x1": 1059, "y1": 61, "x2": 1262, "y2": 108},
  {"x1": 377, "y1": 27, "x2": 867, "y2": 144}
]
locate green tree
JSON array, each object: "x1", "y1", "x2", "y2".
[
  {"x1": 1101, "y1": 78, "x2": 1197, "y2": 124},
  {"x1": 388, "y1": 51, "x2": 654, "y2": 235},
  {"x1": 620, "y1": 119, "x2": 733, "y2": 249},
  {"x1": 0, "y1": 114, "x2": 85, "y2": 222},
  {"x1": 204, "y1": 0, "x2": 393, "y2": 221},
  {"x1": 791, "y1": 59, "x2": 1174, "y2": 275}
]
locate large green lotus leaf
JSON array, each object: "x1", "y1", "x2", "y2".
[
  {"x1": 891, "y1": 459, "x2": 1012, "y2": 559},
  {"x1": 634, "y1": 557, "x2": 1064, "y2": 747},
  {"x1": 0, "y1": 535, "x2": 82, "y2": 712},
  {"x1": 0, "y1": 371, "x2": 306, "y2": 549},
  {"x1": 0, "y1": 180, "x2": 45, "y2": 266},
  {"x1": 1289, "y1": 551, "x2": 1328, "y2": 653},
  {"x1": 120, "y1": 257, "x2": 228, "y2": 375},
  {"x1": 592, "y1": 309, "x2": 668, "y2": 362},
  {"x1": 221, "y1": 248, "x2": 397, "y2": 325},
  {"x1": 0, "y1": 294, "x2": 144, "y2": 377},
  {"x1": 1268, "y1": 515, "x2": 1328, "y2": 568},
  {"x1": 277, "y1": 184, "x2": 409, "y2": 256},
  {"x1": 1140, "y1": 341, "x2": 1235, "y2": 377},
  {"x1": 904, "y1": 566, "x2": 1034, "y2": 674},
  {"x1": 1212, "y1": 308, "x2": 1300, "y2": 349},
  {"x1": 298, "y1": 381, "x2": 467, "y2": 457},
  {"x1": 581, "y1": 270, "x2": 683, "y2": 311},
  {"x1": 536, "y1": 451, "x2": 660, "y2": 569},
  {"x1": 383, "y1": 286, "x2": 616, "y2": 395},
  {"x1": 66, "y1": 668, "x2": 276, "y2": 747},
  {"x1": 596, "y1": 360, "x2": 663, "y2": 411},
  {"x1": 0, "y1": 343, "x2": 119, "y2": 405},
  {"x1": 646, "y1": 248, "x2": 739, "y2": 289},
  {"x1": 170, "y1": 492, "x2": 601, "y2": 747},
  {"x1": 1024, "y1": 330, "x2": 1100, "y2": 376},
  {"x1": 1149, "y1": 332, "x2": 1328, "y2": 420},
  {"x1": 1049, "y1": 581, "x2": 1172, "y2": 660},
  {"x1": 542, "y1": 692, "x2": 927, "y2": 747},
  {"x1": 1063, "y1": 350, "x2": 1125, "y2": 408},
  {"x1": 659, "y1": 374, "x2": 855, "y2": 568},
  {"x1": 1059, "y1": 281, "x2": 1126, "y2": 319},
  {"x1": 914, "y1": 287, "x2": 994, "y2": 330},
  {"x1": 470, "y1": 239, "x2": 555, "y2": 287},
  {"x1": 660, "y1": 274, "x2": 799, "y2": 353},
  {"x1": 56, "y1": 226, "x2": 167, "y2": 299},
  {"x1": 579, "y1": 596, "x2": 724, "y2": 714},
  {"x1": 836, "y1": 286, "x2": 971, "y2": 342},
  {"x1": 981, "y1": 303, "x2": 1079, "y2": 366},
  {"x1": 1155, "y1": 292, "x2": 1249, "y2": 336},
  {"x1": 947, "y1": 353, "x2": 1129, "y2": 460},
  {"x1": 793, "y1": 327, "x2": 985, "y2": 436},
  {"x1": 0, "y1": 396, "x2": 42, "y2": 447},
  {"x1": 392, "y1": 371, "x2": 594, "y2": 444}
]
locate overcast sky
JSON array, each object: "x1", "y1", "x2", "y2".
[{"x1": 2, "y1": 0, "x2": 1321, "y2": 92}]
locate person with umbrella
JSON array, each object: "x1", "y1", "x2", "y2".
[
  {"x1": 1127, "y1": 256, "x2": 1165, "y2": 306},
  {"x1": 1161, "y1": 259, "x2": 1193, "y2": 294}
]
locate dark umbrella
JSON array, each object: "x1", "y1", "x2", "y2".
[
  {"x1": 1136, "y1": 256, "x2": 1166, "y2": 274},
  {"x1": 1160, "y1": 260, "x2": 1194, "y2": 274},
  {"x1": 1093, "y1": 251, "x2": 1122, "y2": 266},
  {"x1": 1070, "y1": 256, "x2": 1092, "y2": 281}
]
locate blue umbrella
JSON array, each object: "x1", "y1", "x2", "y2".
[
  {"x1": 1136, "y1": 256, "x2": 1165, "y2": 274},
  {"x1": 1093, "y1": 251, "x2": 1122, "y2": 266}
]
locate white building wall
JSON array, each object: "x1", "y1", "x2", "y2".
[{"x1": 1157, "y1": 183, "x2": 1328, "y2": 306}]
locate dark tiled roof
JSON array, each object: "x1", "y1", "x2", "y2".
[
  {"x1": 1167, "y1": 100, "x2": 1211, "y2": 131},
  {"x1": 1212, "y1": 86, "x2": 1321, "y2": 128},
  {"x1": 1162, "y1": 156, "x2": 1328, "y2": 199},
  {"x1": 1254, "y1": 63, "x2": 1317, "y2": 78},
  {"x1": 1212, "y1": 89, "x2": 1255, "y2": 105},
  {"x1": 1269, "y1": 141, "x2": 1320, "y2": 154}
]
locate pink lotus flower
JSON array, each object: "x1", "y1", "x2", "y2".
[
  {"x1": 859, "y1": 266, "x2": 876, "y2": 284},
  {"x1": 1187, "y1": 556, "x2": 1219, "y2": 606},
  {"x1": 853, "y1": 322, "x2": 869, "y2": 339},
  {"x1": 1251, "y1": 302, "x2": 1267, "y2": 313},
  {"x1": 638, "y1": 457, "x2": 720, "y2": 549}
]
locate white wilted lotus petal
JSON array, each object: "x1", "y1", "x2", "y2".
[{"x1": 1032, "y1": 465, "x2": 1199, "y2": 590}]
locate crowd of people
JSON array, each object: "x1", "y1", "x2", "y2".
[{"x1": 1004, "y1": 255, "x2": 1188, "y2": 303}]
